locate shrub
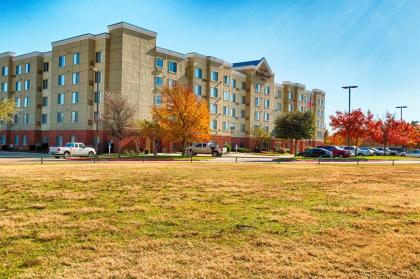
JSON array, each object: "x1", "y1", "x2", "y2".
[
  {"x1": 144, "y1": 149, "x2": 149, "y2": 155},
  {"x1": 224, "y1": 143, "x2": 231, "y2": 153},
  {"x1": 237, "y1": 147, "x2": 250, "y2": 153},
  {"x1": 28, "y1": 145, "x2": 36, "y2": 151},
  {"x1": 1, "y1": 144, "x2": 10, "y2": 151}
]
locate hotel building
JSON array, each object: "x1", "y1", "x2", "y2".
[{"x1": 0, "y1": 22, "x2": 326, "y2": 151}]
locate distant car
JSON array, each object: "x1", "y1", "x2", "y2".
[
  {"x1": 357, "y1": 147, "x2": 374, "y2": 156},
  {"x1": 401, "y1": 149, "x2": 420, "y2": 158},
  {"x1": 186, "y1": 142, "x2": 227, "y2": 157},
  {"x1": 341, "y1": 146, "x2": 356, "y2": 156},
  {"x1": 369, "y1": 147, "x2": 385, "y2": 156},
  {"x1": 376, "y1": 147, "x2": 397, "y2": 156},
  {"x1": 318, "y1": 145, "x2": 349, "y2": 157},
  {"x1": 300, "y1": 148, "x2": 333, "y2": 158},
  {"x1": 389, "y1": 147, "x2": 407, "y2": 156},
  {"x1": 49, "y1": 142, "x2": 96, "y2": 158}
]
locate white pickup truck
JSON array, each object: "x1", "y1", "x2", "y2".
[
  {"x1": 49, "y1": 142, "x2": 96, "y2": 158},
  {"x1": 186, "y1": 142, "x2": 227, "y2": 157}
]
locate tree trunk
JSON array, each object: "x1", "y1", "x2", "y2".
[
  {"x1": 117, "y1": 141, "x2": 121, "y2": 158},
  {"x1": 294, "y1": 139, "x2": 298, "y2": 156}
]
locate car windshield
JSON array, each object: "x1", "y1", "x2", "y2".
[{"x1": 65, "y1": 143, "x2": 74, "y2": 147}]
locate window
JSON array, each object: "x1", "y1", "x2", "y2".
[
  {"x1": 154, "y1": 76, "x2": 163, "y2": 87},
  {"x1": 210, "y1": 87, "x2": 218, "y2": 98},
  {"x1": 71, "y1": 111, "x2": 78, "y2": 123},
  {"x1": 41, "y1": 136, "x2": 48, "y2": 144},
  {"x1": 42, "y1": 97, "x2": 48, "y2": 107},
  {"x1": 264, "y1": 99, "x2": 270, "y2": 108},
  {"x1": 168, "y1": 79, "x2": 176, "y2": 88},
  {"x1": 241, "y1": 96, "x2": 246, "y2": 104},
  {"x1": 264, "y1": 112, "x2": 269, "y2": 122},
  {"x1": 264, "y1": 85, "x2": 270, "y2": 95},
  {"x1": 231, "y1": 94, "x2": 236, "y2": 103},
  {"x1": 223, "y1": 75, "x2": 230, "y2": 85},
  {"x1": 94, "y1": 91, "x2": 101, "y2": 103},
  {"x1": 42, "y1": 79, "x2": 48, "y2": 90},
  {"x1": 299, "y1": 94, "x2": 304, "y2": 102},
  {"x1": 223, "y1": 106, "x2": 229, "y2": 116},
  {"x1": 23, "y1": 114, "x2": 29, "y2": 124},
  {"x1": 240, "y1": 124, "x2": 245, "y2": 132},
  {"x1": 231, "y1": 108, "x2": 236, "y2": 117},
  {"x1": 255, "y1": 111, "x2": 260, "y2": 121},
  {"x1": 194, "y1": 84, "x2": 202, "y2": 96},
  {"x1": 231, "y1": 79, "x2": 236, "y2": 89},
  {"x1": 25, "y1": 63, "x2": 30, "y2": 73},
  {"x1": 0, "y1": 135, "x2": 6, "y2": 145},
  {"x1": 222, "y1": 122, "x2": 229, "y2": 131},
  {"x1": 241, "y1": 82, "x2": 246, "y2": 90},
  {"x1": 255, "y1": 97, "x2": 260, "y2": 107},
  {"x1": 320, "y1": 99, "x2": 324, "y2": 106},
  {"x1": 16, "y1": 65, "x2": 22, "y2": 75},
  {"x1": 23, "y1": 97, "x2": 29, "y2": 107},
  {"x1": 276, "y1": 90, "x2": 282, "y2": 98},
  {"x1": 59, "y1": 55, "x2": 66, "y2": 67},
  {"x1": 168, "y1": 61, "x2": 177, "y2": 73},
  {"x1": 299, "y1": 105, "x2": 304, "y2": 112},
  {"x1": 1, "y1": 66, "x2": 8, "y2": 76},
  {"x1": 73, "y1": 53, "x2": 80, "y2": 65},
  {"x1": 211, "y1": 71, "x2": 218, "y2": 82},
  {"x1": 41, "y1": 114, "x2": 48, "y2": 124},
  {"x1": 58, "y1": 74, "x2": 65, "y2": 86},
  {"x1": 154, "y1": 95, "x2": 162, "y2": 105},
  {"x1": 58, "y1": 93, "x2": 65, "y2": 105},
  {"x1": 72, "y1": 72, "x2": 80, "y2": 84},
  {"x1": 210, "y1": 103, "x2": 217, "y2": 114},
  {"x1": 195, "y1": 68, "x2": 202, "y2": 79},
  {"x1": 70, "y1": 136, "x2": 77, "y2": 143},
  {"x1": 288, "y1": 91, "x2": 293, "y2": 99},
  {"x1": 255, "y1": 83, "x2": 261, "y2": 93},
  {"x1": 71, "y1": 92, "x2": 79, "y2": 104},
  {"x1": 96, "y1": 51, "x2": 103, "y2": 63},
  {"x1": 210, "y1": 120, "x2": 217, "y2": 130},
  {"x1": 241, "y1": 110, "x2": 245, "y2": 118},
  {"x1": 56, "y1": 136, "x2": 63, "y2": 146},
  {"x1": 14, "y1": 114, "x2": 19, "y2": 124},
  {"x1": 95, "y1": 71, "x2": 102, "y2": 83},
  {"x1": 230, "y1": 123, "x2": 235, "y2": 131},
  {"x1": 15, "y1": 97, "x2": 21, "y2": 108},
  {"x1": 276, "y1": 103, "x2": 281, "y2": 111},
  {"x1": 222, "y1": 91, "x2": 229, "y2": 101},
  {"x1": 15, "y1": 81, "x2": 21, "y2": 91},
  {"x1": 155, "y1": 57, "x2": 163, "y2": 68},
  {"x1": 43, "y1": 62, "x2": 49, "y2": 72},
  {"x1": 288, "y1": 104, "x2": 293, "y2": 112},
  {"x1": 1, "y1": 82, "x2": 7, "y2": 92},
  {"x1": 22, "y1": 135, "x2": 28, "y2": 146},
  {"x1": 24, "y1": 80, "x2": 30, "y2": 91},
  {"x1": 14, "y1": 135, "x2": 19, "y2": 145}
]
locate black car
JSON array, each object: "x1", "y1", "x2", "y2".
[{"x1": 299, "y1": 148, "x2": 333, "y2": 158}]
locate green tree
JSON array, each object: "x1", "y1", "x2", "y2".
[
  {"x1": 252, "y1": 127, "x2": 271, "y2": 152},
  {"x1": 273, "y1": 111, "x2": 315, "y2": 155}
]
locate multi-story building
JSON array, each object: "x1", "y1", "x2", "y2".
[{"x1": 0, "y1": 22, "x2": 326, "y2": 152}]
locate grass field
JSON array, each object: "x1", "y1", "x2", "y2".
[{"x1": 0, "y1": 163, "x2": 419, "y2": 278}]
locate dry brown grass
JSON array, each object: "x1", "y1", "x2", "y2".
[{"x1": 0, "y1": 162, "x2": 419, "y2": 278}]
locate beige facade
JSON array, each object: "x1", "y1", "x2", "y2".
[{"x1": 0, "y1": 22, "x2": 326, "y2": 149}]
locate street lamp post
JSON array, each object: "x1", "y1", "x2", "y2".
[
  {"x1": 342, "y1": 85, "x2": 358, "y2": 155},
  {"x1": 395, "y1": 106, "x2": 407, "y2": 121}
]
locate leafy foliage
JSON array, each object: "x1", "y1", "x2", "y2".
[{"x1": 0, "y1": 99, "x2": 18, "y2": 124}]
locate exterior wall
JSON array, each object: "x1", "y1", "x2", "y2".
[{"x1": 0, "y1": 22, "x2": 327, "y2": 151}]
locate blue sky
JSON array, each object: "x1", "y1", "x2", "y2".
[{"x1": 1, "y1": 0, "x2": 419, "y2": 124}]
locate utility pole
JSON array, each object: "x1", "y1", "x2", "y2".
[
  {"x1": 342, "y1": 85, "x2": 358, "y2": 155},
  {"x1": 395, "y1": 106, "x2": 407, "y2": 121}
]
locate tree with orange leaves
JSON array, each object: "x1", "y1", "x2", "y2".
[{"x1": 152, "y1": 85, "x2": 210, "y2": 154}]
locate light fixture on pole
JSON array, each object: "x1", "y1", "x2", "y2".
[
  {"x1": 342, "y1": 85, "x2": 358, "y2": 155},
  {"x1": 395, "y1": 106, "x2": 407, "y2": 121}
]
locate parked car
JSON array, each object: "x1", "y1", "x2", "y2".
[
  {"x1": 389, "y1": 147, "x2": 407, "y2": 156},
  {"x1": 341, "y1": 146, "x2": 356, "y2": 156},
  {"x1": 318, "y1": 145, "x2": 350, "y2": 157},
  {"x1": 376, "y1": 147, "x2": 397, "y2": 156},
  {"x1": 369, "y1": 147, "x2": 385, "y2": 156},
  {"x1": 299, "y1": 148, "x2": 333, "y2": 158},
  {"x1": 49, "y1": 142, "x2": 96, "y2": 158},
  {"x1": 357, "y1": 147, "x2": 374, "y2": 156},
  {"x1": 186, "y1": 142, "x2": 227, "y2": 157},
  {"x1": 401, "y1": 149, "x2": 420, "y2": 158}
]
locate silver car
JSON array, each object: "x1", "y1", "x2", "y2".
[
  {"x1": 401, "y1": 149, "x2": 420, "y2": 158},
  {"x1": 357, "y1": 147, "x2": 374, "y2": 156}
]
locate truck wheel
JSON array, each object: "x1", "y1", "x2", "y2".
[
  {"x1": 64, "y1": 151, "x2": 70, "y2": 159},
  {"x1": 88, "y1": 151, "x2": 95, "y2": 158},
  {"x1": 357, "y1": 153, "x2": 363, "y2": 156},
  {"x1": 212, "y1": 151, "x2": 218, "y2": 157}
]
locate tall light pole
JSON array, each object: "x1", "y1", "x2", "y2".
[
  {"x1": 342, "y1": 85, "x2": 358, "y2": 155},
  {"x1": 395, "y1": 106, "x2": 407, "y2": 121},
  {"x1": 91, "y1": 67, "x2": 100, "y2": 153}
]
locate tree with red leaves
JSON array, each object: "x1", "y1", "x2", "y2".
[
  {"x1": 330, "y1": 109, "x2": 373, "y2": 155},
  {"x1": 368, "y1": 113, "x2": 416, "y2": 148}
]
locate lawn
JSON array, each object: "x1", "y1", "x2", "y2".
[{"x1": 0, "y1": 163, "x2": 419, "y2": 278}]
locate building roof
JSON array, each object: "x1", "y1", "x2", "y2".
[{"x1": 232, "y1": 58, "x2": 264, "y2": 68}]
